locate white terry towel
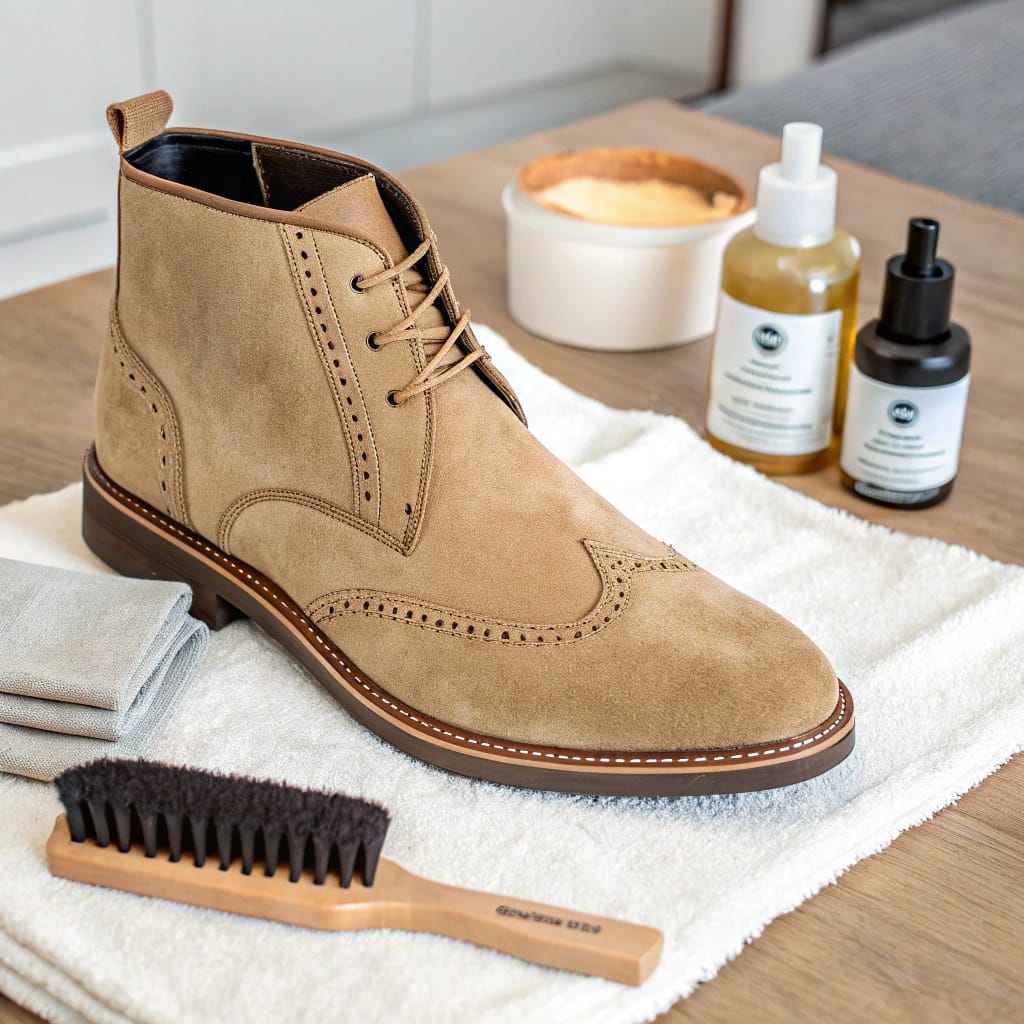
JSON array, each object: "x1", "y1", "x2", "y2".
[
  {"x1": 0, "y1": 559, "x2": 208, "y2": 780},
  {"x1": 0, "y1": 323, "x2": 1021, "y2": 1024}
]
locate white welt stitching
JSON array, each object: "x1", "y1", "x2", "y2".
[{"x1": 98, "y1": 470, "x2": 850, "y2": 768}]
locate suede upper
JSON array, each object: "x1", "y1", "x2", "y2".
[{"x1": 95, "y1": 109, "x2": 841, "y2": 754}]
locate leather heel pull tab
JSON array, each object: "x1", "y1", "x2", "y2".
[{"x1": 106, "y1": 90, "x2": 173, "y2": 154}]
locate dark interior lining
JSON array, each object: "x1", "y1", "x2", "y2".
[
  {"x1": 125, "y1": 133, "x2": 268, "y2": 207},
  {"x1": 249, "y1": 142, "x2": 358, "y2": 210},
  {"x1": 125, "y1": 133, "x2": 424, "y2": 256},
  {"x1": 255, "y1": 144, "x2": 423, "y2": 255},
  {"x1": 125, "y1": 132, "x2": 381, "y2": 209}
]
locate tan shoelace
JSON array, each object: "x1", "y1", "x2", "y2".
[{"x1": 354, "y1": 238, "x2": 485, "y2": 405}]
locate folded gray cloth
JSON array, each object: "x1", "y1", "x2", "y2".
[{"x1": 0, "y1": 558, "x2": 209, "y2": 780}]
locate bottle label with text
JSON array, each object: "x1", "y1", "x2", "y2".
[
  {"x1": 707, "y1": 293, "x2": 841, "y2": 455},
  {"x1": 840, "y1": 366, "x2": 969, "y2": 495}
]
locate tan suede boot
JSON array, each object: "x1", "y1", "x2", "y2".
[{"x1": 84, "y1": 91, "x2": 854, "y2": 795}]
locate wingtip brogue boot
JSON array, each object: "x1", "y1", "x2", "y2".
[{"x1": 84, "y1": 91, "x2": 854, "y2": 796}]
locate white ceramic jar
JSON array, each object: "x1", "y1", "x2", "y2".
[{"x1": 503, "y1": 148, "x2": 753, "y2": 351}]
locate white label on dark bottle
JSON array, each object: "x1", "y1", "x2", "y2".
[
  {"x1": 840, "y1": 366, "x2": 969, "y2": 494},
  {"x1": 707, "y1": 293, "x2": 842, "y2": 455}
]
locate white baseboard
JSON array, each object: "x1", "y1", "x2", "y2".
[
  {"x1": 325, "y1": 65, "x2": 702, "y2": 171},
  {"x1": 0, "y1": 216, "x2": 117, "y2": 301}
]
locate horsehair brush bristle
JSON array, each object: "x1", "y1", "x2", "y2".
[{"x1": 54, "y1": 759, "x2": 390, "y2": 887}]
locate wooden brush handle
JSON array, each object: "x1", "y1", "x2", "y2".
[
  {"x1": 377, "y1": 861, "x2": 663, "y2": 986},
  {"x1": 47, "y1": 818, "x2": 662, "y2": 986}
]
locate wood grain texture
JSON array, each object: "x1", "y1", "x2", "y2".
[
  {"x1": 0, "y1": 1000, "x2": 40, "y2": 1024},
  {"x1": 46, "y1": 817, "x2": 663, "y2": 987},
  {"x1": 0, "y1": 100, "x2": 1021, "y2": 1022}
]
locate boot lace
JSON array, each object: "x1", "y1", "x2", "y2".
[{"x1": 353, "y1": 238, "x2": 485, "y2": 405}]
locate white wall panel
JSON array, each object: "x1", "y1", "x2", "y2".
[
  {"x1": 621, "y1": 0, "x2": 721, "y2": 86},
  {"x1": 332, "y1": 67, "x2": 699, "y2": 171},
  {"x1": 0, "y1": 1, "x2": 143, "y2": 254},
  {"x1": 427, "y1": 0, "x2": 621, "y2": 106},
  {"x1": 2, "y1": 1, "x2": 146, "y2": 146},
  {"x1": 149, "y1": 0, "x2": 420, "y2": 138},
  {"x1": 0, "y1": 0, "x2": 726, "y2": 296},
  {"x1": 731, "y1": 0, "x2": 824, "y2": 86}
]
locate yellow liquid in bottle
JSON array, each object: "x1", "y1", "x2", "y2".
[{"x1": 706, "y1": 225, "x2": 860, "y2": 475}]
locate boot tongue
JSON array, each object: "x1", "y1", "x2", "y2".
[
  {"x1": 298, "y1": 173, "x2": 448, "y2": 336},
  {"x1": 298, "y1": 173, "x2": 407, "y2": 265}
]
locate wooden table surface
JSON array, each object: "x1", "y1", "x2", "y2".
[{"x1": 1, "y1": 99, "x2": 1021, "y2": 1022}]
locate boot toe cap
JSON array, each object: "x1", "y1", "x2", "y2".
[{"x1": 623, "y1": 567, "x2": 841, "y2": 751}]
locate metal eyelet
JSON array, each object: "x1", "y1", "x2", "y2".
[
  {"x1": 350, "y1": 275, "x2": 365, "y2": 293},
  {"x1": 366, "y1": 332, "x2": 381, "y2": 350},
  {"x1": 386, "y1": 390, "x2": 402, "y2": 407}
]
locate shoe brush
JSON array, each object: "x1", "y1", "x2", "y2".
[{"x1": 47, "y1": 759, "x2": 662, "y2": 985}]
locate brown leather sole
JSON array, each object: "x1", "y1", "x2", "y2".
[{"x1": 82, "y1": 447, "x2": 855, "y2": 797}]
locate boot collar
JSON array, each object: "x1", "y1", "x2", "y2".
[{"x1": 120, "y1": 126, "x2": 526, "y2": 424}]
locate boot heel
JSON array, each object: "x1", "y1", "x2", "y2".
[
  {"x1": 82, "y1": 460, "x2": 242, "y2": 631},
  {"x1": 188, "y1": 581, "x2": 239, "y2": 630}
]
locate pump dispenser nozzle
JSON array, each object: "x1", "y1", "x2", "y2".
[
  {"x1": 879, "y1": 217, "x2": 954, "y2": 342},
  {"x1": 753, "y1": 122, "x2": 837, "y2": 248},
  {"x1": 780, "y1": 122, "x2": 823, "y2": 184},
  {"x1": 904, "y1": 217, "x2": 940, "y2": 277}
]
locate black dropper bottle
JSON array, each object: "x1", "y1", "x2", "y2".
[{"x1": 839, "y1": 218, "x2": 971, "y2": 509}]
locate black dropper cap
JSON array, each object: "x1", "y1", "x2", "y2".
[{"x1": 878, "y1": 218, "x2": 954, "y2": 343}]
